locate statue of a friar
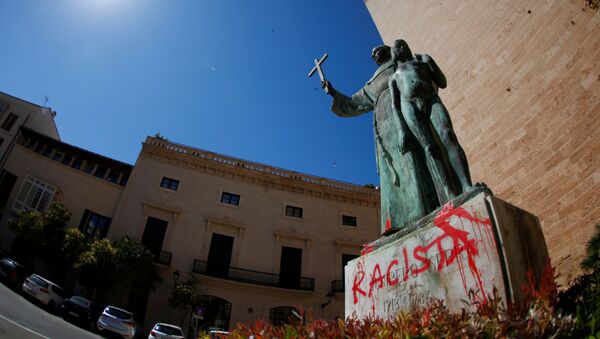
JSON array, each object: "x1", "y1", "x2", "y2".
[{"x1": 319, "y1": 40, "x2": 472, "y2": 234}]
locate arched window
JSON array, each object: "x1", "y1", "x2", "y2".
[
  {"x1": 191, "y1": 295, "x2": 232, "y2": 332},
  {"x1": 269, "y1": 306, "x2": 299, "y2": 326}
]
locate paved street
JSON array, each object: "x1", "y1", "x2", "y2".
[{"x1": 0, "y1": 282, "x2": 100, "y2": 339}]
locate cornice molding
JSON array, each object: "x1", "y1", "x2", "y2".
[{"x1": 142, "y1": 138, "x2": 380, "y2": 207}]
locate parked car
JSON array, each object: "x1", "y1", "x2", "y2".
[
  {"x1": 209, "y1": 329, "x2": 229, "y2": 338},
  {"x1": 60, "y1": 295, "x2": 99, "y2": 329},
  {"x1": 21, "y1": 274, "x2": 66, "y2": 311},
  {"x1": 148, "y1": 323, "x2": 184, "y2": 339},
  {"x1": 97, "y1": 305, "x2": 138, "y2": 339},
  {"x1": 0, "y1": 257, "x2": 27, "y2": 289}
]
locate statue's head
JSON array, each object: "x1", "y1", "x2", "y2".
[
  {"x1": 371, "y1": 45, "x2": 391, "y2": 66},
  {"x1": 392, "y1": 39, "x2": 412, "y2": 63}
]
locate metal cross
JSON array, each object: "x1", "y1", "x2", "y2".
[{"x1": 308, "y1": 53, "x2": 328, "y2": 83}]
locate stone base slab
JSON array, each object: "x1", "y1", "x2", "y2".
[{"x1": 345, "y1": 187, "x2": 549, "y2": 319}]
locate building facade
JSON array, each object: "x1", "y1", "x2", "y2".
[
  {"x1": 0, "y1": 92, "x2": 59, "y2": 164},
  {"x1": 110, "y1": 137, "x2": 379, "y2": 330},
  {"x1": 363, "y1": 0, "x2": 600, "y2": 283},
  {"x1": 0, "y1": 98, "x2": 380, "y2": 332}
]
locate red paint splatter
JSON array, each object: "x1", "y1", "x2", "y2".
[
  {"x1": 361, "y1": 243, "x2": 374, "y2": 256},
  {"x1": 385, "y1": 218, "x2": 391, "y2": 231},
  {"x1": 353, "y1": 259, "x2": 367, "y2": 304},
  {"x1": 368, "y1": 264, "x2": 384, "y2": 297},
  {"x1": 402, "y1": 247, "x2": 409, "y2": 282},
  {"x1": 351, "y1": 201, "x2": 496, "y2": 305},
  {"x1": 432, "y1": 202, "x2": 492, "y2": 302}
]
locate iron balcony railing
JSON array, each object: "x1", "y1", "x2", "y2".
[
  {"x1": 155, "y1": 251, "x2": 172, "y2": 267},
  {"x1": 331, "y1": 280, "x2": 344, "y2": 293},
  {"x1": 192, "y1": 260, "x2": 315, "y2": 291}
]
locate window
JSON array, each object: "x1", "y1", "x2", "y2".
[
  {"x1": 41, "y1": 146, "x2": 52, "y2": 157},
  {"x1": 83, "y1": 163, "x2": 94, "y2": 174},
  {"x1": 52, "y1": 152, "x2": 63, "y2": 161},
  {"x1": 280, "y1": 246, "x2": 302, "y2": 288},
  {"x1": 160, "y1": 177, "x2": 179, "y2": 191},
  {"x1": 61, "y1": 155, "x2": 73, "y2": 166},
  {"x1": 106, "y1": 171, "x2": 119, "y2": 183},
  {"x1": 342, "y1": 215, "x2": 358, "y2": 227},
  {"x1": 0, "y1": 170, "x2": 17, "y2": 208},
  {"x1": 94, "y1": 167, "x2": 106, "y2": 179},
  {"x1": 206, "y1": 233, "x2": 234, "y2": 279},
  {"x1": 269, "y1": 306, "x2": 299, "y2": 326},
  {"x1": 13, "y1": 176, "x2": 56, "y2": 212},
  {"x1": 220, "y1": 192, "x2": 240, "y2": 206},
  {"x1": 33, "y1": 143, "x2": 44, "y2": 153},
  {"x1": 141, "y1": 216, "x2": 168, "y2": 259},
  {"x1": 1, "y1": 113, "x2": 18, "y2": 132},
  {"x1": 79, "y1": 209, "x2": 112, "y2": 239},
  {"x1": 0, "y1": 100, "x2": 8, "y2": 114},
  {"x1": 71, "y1": 158, "x2": 83, "y2": 170},
  {"x1": 285, "y1": 205, "x2": 303, "y2": 218}
]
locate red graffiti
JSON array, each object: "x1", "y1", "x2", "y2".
[
  {"x1": 351, "y1": 201, "x2": 495, "y2": 305},
  {"x1": 352, "y1": 270, "x2": 366, "y2": 304},
  {"x1": 385, "y1": 218, "x2": 391, "y2": 231},
  {"x1": 368, "y1": 264, "x2": 384, "y2": 297},
  {"x1": 431, "y1": 202, "x2": 492, "y2": 302},
  {"x1": 361, "y1": 243, "x2": 374, "y2": 256}
]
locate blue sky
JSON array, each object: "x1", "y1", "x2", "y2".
[{"x1": 0, "y1": 0, "x2": 383, "y2": 186}]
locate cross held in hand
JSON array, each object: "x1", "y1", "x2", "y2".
[{"x1": 308, "y1": 53, "x2": 328, "y2": 82}]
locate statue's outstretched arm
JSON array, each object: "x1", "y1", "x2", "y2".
[
  {"x1": 330, "y1": 87, "x2": 374, "y2": 118},
  {"x1": 422, "y1": 54, "x2": 447, "y2": 89}
]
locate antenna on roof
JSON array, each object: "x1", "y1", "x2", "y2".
[{"x1": 43, "y1": 95, "x2": 49, "y2": 106}]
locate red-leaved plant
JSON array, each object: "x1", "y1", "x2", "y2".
[{"x1": 224, "y1": 263, "x2": 590, "y2": 338}]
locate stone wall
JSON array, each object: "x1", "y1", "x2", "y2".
[{"x1": 364, "y1": 0, "x2": 599, "y2": 283}]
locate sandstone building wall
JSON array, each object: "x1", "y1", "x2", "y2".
[{"x1": 364, "y1": 0, "x2": 600, "y2": 283}]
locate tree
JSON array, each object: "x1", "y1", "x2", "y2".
[
  {"x1": 74, "y1": 237, "x2": 161, "y2": 296},
  {"x1": 113, "y1": 237, "x2": 161, "y2": 290},
  {"x1": 8, "y1": 209, "x2": 44, "y2": 264},
  {"x1": 168, "y1": 272, "x2": 201, "y2": 327},
  {"x1": 8, "y1": 202, "x2": 71, "y2": 269},
  {"x1": 75, "y1": 238, "x2": 118, "y2": 291},
  {"x1": 62, "y1": 228, "x2": 90, "y2": 267},
  {"x1": 582, "y1": 224, "x2": 600, "y2": 271}
]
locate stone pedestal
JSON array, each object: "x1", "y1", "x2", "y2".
[{"x1": 345, "y1": 187, "x2": 549, "y2": 319}]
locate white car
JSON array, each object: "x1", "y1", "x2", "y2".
[
  {"x1": 97, "y1": 306, "x2": 137, "y2": 339},
  {"x1": 148, "y1": 323, "x2": 185, "y2": 339},
  {"x1": 21, "y1": 274, "x2": 66, "y2": 311}
]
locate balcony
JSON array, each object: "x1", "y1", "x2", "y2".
[
  {"x1": 331, "y1": 280, "x2": 344, "y2": 293},
  {"x1": 192, "y1": 260, "x2": 314, "y2": 291},
  {"x1": 154, "y1": 251, "x2": 172, "y2": 267}
]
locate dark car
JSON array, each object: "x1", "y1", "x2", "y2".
[
  {"x1": 60, "y1": 296, "x2": 98, "y2": 329},
  {"x1": 0, "y1": 257, "x2": 27, "y2": 289}
]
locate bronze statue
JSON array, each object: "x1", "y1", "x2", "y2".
[
  {"x1": 389, "y1": 39, "x2": 472, "y2": 195},
  {"x1": 320, "y1": 45, "x2": 438, "y2": 234},
  {"x1": 315, "y1": 40, "x2": 473, "y2": 234}
]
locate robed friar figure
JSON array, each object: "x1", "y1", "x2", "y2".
[{"x1": 321, "y1": 45, "x2": 440, "y2": 234}]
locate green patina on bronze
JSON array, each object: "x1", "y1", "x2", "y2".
[{"x1": 317, "y1": 40, "x2": 473, "y2": 234}]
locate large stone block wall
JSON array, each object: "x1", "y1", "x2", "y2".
[{"x1": 364, "y1": 0, "x2": 599, "y2": 283}]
